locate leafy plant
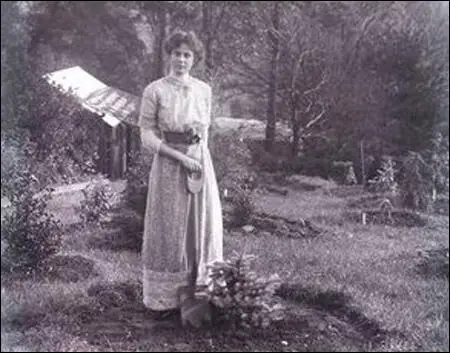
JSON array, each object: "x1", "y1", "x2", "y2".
[
  {"x1": 123, "y1": 150, "x2": 153, "y2": 217},
  {"x1": 346, "y1": 165, "x2": 358, "y2": 185},
  {"x1": 428, "y1": 132, "x2": 449, "y2": 195},
  {"x1": 79, "y1": 178, "x2": 113, "y2": 227},
  {"x1": 398, "y1": 151, "x2": 434, "y2": 211},
  {"x1": 207, "y1": 252, "x2": 285, "y2": 331},
  {"x1": 1, "y1": 165, "x2": 62, "y2": 275},
  {"x1": 368, "y1": 157, "x2": 398, "y2": 195},
  {"x1": 228, "y1": 188, "x2": 255, "y2": 228}
]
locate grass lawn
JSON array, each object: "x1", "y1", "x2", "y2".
[{"x1": 1, "y1": 181, "x2": 448, "y2": 352}]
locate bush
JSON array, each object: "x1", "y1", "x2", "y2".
[
  {"x1": 212, "y1": 133, "x2": 257, "y2": 228},
  {"x1": 104, "y1": 150, "x2": 152, "y2": 252},
  {"x1": 228, "y1": 189, "x2": 255, "y2": 228},
  {"x1": 212, "y1": 132, "x2": 256, "y2": 190},
  {"x1": 331, "y1": 161, "x2": 358, "y2": 185},
  {"x1": 368, "y1": 156, "x2": 399, "y2": 195},
  {"x1": 398, "y1": 151, "x2": 434, "y2": 211},
  {"x1": 1, "y1": 165, "x2": 62, "y2": 275},
  {"x1": 207, "y1": 252, "x2": 285, "y2": 331},
  {"x1": 123, "y1": 150, "x2": 153, "y2": 217},
  {"x1": 78, "y1": 177, "x2": 113, "y2": 227},
  {"x1": 428, "y1": 132, "x2": 449, "y2": 195}
]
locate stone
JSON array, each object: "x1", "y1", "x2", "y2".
[{"x1": 242, "y1": 225, "x2": 255, "y2": 233}]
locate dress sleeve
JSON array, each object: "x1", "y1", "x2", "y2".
[{"x1": 138, "y1": 83, "x2": 163, "y2": 153}]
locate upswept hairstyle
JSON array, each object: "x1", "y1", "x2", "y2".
[{"x1": 163, "y1": 30, "x2": 204, "y2": 64}]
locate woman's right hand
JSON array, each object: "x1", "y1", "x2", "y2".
[{"x1": 180, "y1": 155, "x2": 202, "y2": 173}]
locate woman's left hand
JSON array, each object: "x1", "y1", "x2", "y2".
[{"x1": 180, "y1": 155, "x2": 202, "y2": 173}]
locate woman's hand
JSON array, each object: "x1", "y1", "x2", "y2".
[{"x1": 180, "y1": 155, "x2": 202, "y2": 173}]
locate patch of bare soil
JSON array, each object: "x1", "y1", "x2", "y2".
[
  {"x1": 3, "y1": 280, "x2": 400, "y2": 352},
  {"x1": 250, "y1": 212, "x2": 325, "y2": 238},
  {"x1": 60, "y1": 282, "x2": 393, "y2": 352}
]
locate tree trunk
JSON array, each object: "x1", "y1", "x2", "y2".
[
  {"x1": 202, "y1": 1, "x2": 213, "y2": 80},
  {"x1": 291, "y1": 112, "x2": 300, "y2": 157},
  {"x1": 265, "y1": 1, "x2": 280, "y2": 152},
  {"x1": 157, "y1": 7, "x2": 171, "y2": 78}
]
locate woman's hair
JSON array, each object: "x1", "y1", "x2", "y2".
[{"x1": 163, "y1": 30, "x2": 204, "y2": 63}]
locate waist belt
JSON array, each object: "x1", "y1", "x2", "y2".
[{"x1": 163, "y1": 131, "x2": 201, "y2": 145}]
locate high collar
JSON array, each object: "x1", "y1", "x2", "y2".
[{"x1": 165, "y1": 73, "x2": 193, "y2": 88}]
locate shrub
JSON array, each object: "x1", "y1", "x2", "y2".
[
  {"x1": 207, "y1": 252, "x2": 285, "y2": 331},
  {"x1": 346, "y1": 165, "x2": 358, "y2": 185},
  {"x1": 103, "y1": 150, "x2": 152, "y2": 252},
  {"x1": 123, "y1": 150, "x2": 153, "y2": 217},
  {"x1": 1, "y1": 165, "x2": 62, "y2": 275},
  {"x1": 228, "y1": 189, "x2": 255, "y2": 228},
  {"x1": 212, "y1": 132, "x2": 257, "y2": 228},
  {"x1": 428, "y1": 132, "x2": 449, "y2": 195},
  {"x1": 398, "y1": 151, "x2": 434, "y2": 211},
  {"x1": 78, "y1": 177, "x2": 114, "y2": 227},
  {"x1": 211, "y1": 132, "x2": 256, "y2": 190},
  {"x1": 368, "y1": 156, "x2": 399, "y2": 195}
]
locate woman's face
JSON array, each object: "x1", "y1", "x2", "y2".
[{"x1": 169, "y1": 43, "x2": 194, "y2": 76}]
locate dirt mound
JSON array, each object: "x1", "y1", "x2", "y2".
[
  {"x1": 249, "y1": 212, "x2": 324, "y2": 238},
  {"x1": 73, "y1": 281, "x2": 393, "y2": 352},
  {"x1": 276, "y1": 283, "x2": 392, "y2": 347}
]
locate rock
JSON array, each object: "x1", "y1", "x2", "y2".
[
  {"x1": 242, "y1": 225, "x2": 255, "y2": 233},
  {"x1": 259, "y1": 231, "x2": 272, "y2": 237}
]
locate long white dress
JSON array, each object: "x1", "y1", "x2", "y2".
[{"x1": 138, "y1": 74, "x2": 223, "y2": 311}]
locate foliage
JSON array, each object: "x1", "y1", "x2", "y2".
[
  {"x1": 346, "y1": 165, "x2": 358, "y2": 185},
  {"x1": 398, "y1": 132, "x2": 449, "y2": 211},
  {"x1": 228, "y1": 189, "x2": 255, "y2": 229},
  {"x1": 1, "y1": 164, "x2": 62, "y2": 275},
  {"x1": 2, "y1": 1, "x2": 102, "y2": 186},
  {"x1": 78, "y1": 177, "x2": 114, "y2": 227},
  {"x1": 211, "y1": 132, "x2": 255, "y2": 188},
  {"x1": 207, "y1": 252, "x2": 285, "y2": 331},
  {"x1": 428, "y1": 132, "x2": 449, "y2": 195},
  {"x1": 368, "y1": 157, "x2": 399, "y2": 195},
  {"x1": 2, "y1": 1, "x2": 448, "y2": 197},
  {"x1": 123, "y1": 150, "x2": 153, "y2": 217},
  {"x1": 211, "y1": 132, "x2": 257, "y2": 227},
  {"x1": 105, "y1": 150, "x2": 152, "y2": 252},
  {"x1": 398, "y1": 151, "x2": 434, "y2": 211}
]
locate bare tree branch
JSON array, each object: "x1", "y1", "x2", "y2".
[
  {"x1": 303, "y1": 73, "x2": 328, "y2": 96},
  {"x1": 305, "y1": 103, "x2": 326, "y2": 129},
  {"x1": 234, "y1": 57, "x2": 272, "y2": 87},
  {"x1": 305, "y1": 97, "x2": 314, "y2": 113}
]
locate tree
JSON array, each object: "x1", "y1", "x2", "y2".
[
  {"x1": 265, "y1": 1, "x2": 281, "y2": 152},
  {"x1": 276, "y1": 2, "x2": 331, "y2": 156}
]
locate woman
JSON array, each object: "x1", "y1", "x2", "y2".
[{"x1": 138, "y1": 30, "x2": 223, "y2": 325}]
